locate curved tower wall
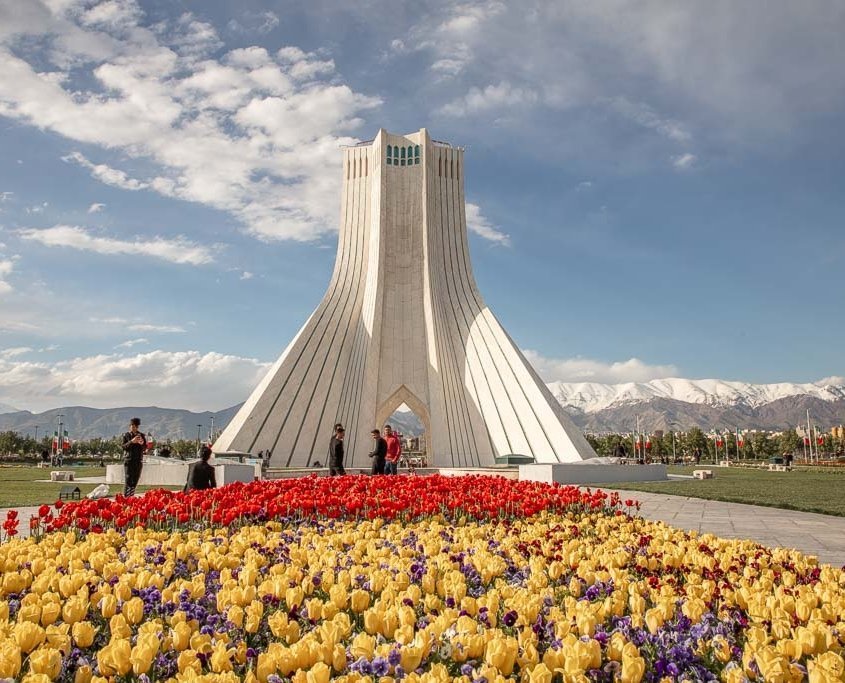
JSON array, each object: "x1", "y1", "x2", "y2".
[{"x1": 213, "y1": 128, "x2": 596, "y2": 467}]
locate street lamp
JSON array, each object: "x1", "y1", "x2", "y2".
[{"x1": 196, "y1": 424, "x2": 202, "y2": 455}]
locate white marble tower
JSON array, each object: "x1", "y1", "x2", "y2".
[{"x1": 213, "y1": 129, "x2": 595, "y2": 467}]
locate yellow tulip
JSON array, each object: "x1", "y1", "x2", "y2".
[
  {"x1": 527, "y1": 663, "x2": 553, "y2": 683},
  {"x1": 620, "y1": 652, "x2": 646, "y2": 683},
  {"x1": 62, "y1": 596, "x2": 89, "y2": 625},
  {"x1": 40, "y1": 601, "x2": 61, "y2": 627},
  {"x1": 306, "y1": 661, "x2": 331, "y2": 683},
  {"x1": 97, "y1": 638, "x2": 131, "y2": 677},
  {"x1": 19, "y1": 603, "x2": 42, "y2": 624},
  {"x1": 130, "y1": 637, "x2": 158, "y2": 675},
  {"x1": 400, "y1": 641, "x2": 425, "y2": 672},
  {"x1": 210, "y1": 642, "x2": 234, "y2": 673},
  {"x1": 74, "y1": 664, "x2": 93, "y2": 683},
  {"x1": 121, "y1": 597, "x2": 144, "y2": 625},
  {"x1": 755, "y1": 646, "x2": 791, "y2": 682},
  {"x1": 170, "y1": 621, "x2": 192, "y2": 651},
  {"x1": 484, "y1": 637, "x2": 518, "y2": 676},
  {"x1": 190, "y1": 632, "x2": 213, "y2": 654},
  {"x1": 350, "y1": 632, "x2": 376, "y2": 660},
  {"x1": 808, "y1": 651, "x2": 845, "y2": 683},
  {"x1": 14, "y1": 621, "x2": 46, "y2": 653},
  {"x1": 177, "y1": 649, "x2": 202, "y2": 675},
  {"x1": 0, "y1": 640, "x2": 22, "y2": 677},
  {"x1": 45, "y1": 624, "x2": 71, "y2": 654},
  {"x1": 350, "y1": 589, "x2": 370, "y2": 613},
  {"x1": 228, "y1": 604, "x2": 245, "y2": 628},
  {"x1": 108, "y1": 613, "x2": 131, "y2": 640},
  {"x1": 29, "y1": 647, "x2": 62, "y2": 679},
  {"x1": 99, "y1": 595, "x2": 117, "y2": 619}
]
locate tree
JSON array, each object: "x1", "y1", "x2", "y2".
[{"x1": 776, "y1": 429, "x2": 802, "y2": 456}]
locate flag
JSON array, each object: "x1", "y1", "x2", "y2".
[
  {"x1": 804, "y1": 436, "x2": 810, "y2": 446},
  {"x1": 817, "y1": 436, "x2": 824, "y2": 446},
  {"x1": 645, "y1": 437, "x2": 652, "y2": 451}
]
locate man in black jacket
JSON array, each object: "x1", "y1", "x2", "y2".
[
  {"x1": 328, "y1": 426, "x2": 346, "y2": 476},
  {"x1": 121, "y1": 417, "x2": 146, "y2": 496},
  {"x1": 185, "y1": 446, "x2": 217, "y2": 491},
  {"x1": 368, "y1": 428, "x2": 387, "y2": 475}
]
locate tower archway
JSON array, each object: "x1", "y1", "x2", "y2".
[{"x1": 375, "y1": 384, "x2": 431, "y2": 460}]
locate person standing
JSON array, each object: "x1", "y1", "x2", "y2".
[
  {"x1": 368, "y1": 428, "x2": 387, "y2": 475},
  {"x1": 329, "y1": 426, "x2": 346, "y2": 476},
  {"x1": 121, "y1": 417, "x2": 146, "y2": 497},
  {"x1": 184, "y1": 445, "x2": 217, "y2": 491},
  {"x1": 384, "y1": 425, "x2": 402, "y2": 475}
]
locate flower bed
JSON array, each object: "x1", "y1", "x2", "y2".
[{"x1": 0, "y1": 475, "x2": 843, "y2": 683}]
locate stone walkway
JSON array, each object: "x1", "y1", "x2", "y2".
[
  {"x1": 604, "y1": 489, "x2": 845, "y2": 568},
  {"x1": 3, "y1": 490, "x2": 845, "y2": 566}
]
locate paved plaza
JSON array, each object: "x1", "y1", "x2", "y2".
[{"x1": 3, "y1": 488, "x2": 844, "y2": 567}]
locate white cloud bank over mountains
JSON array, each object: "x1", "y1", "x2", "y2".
[
  {"x1": 0, "y1": 345, "x2": 840, "y2": 415},
  {"x1": 0, "y1": 349, "x2": 269, "y2": 413}
]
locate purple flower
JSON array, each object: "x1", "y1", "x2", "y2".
[
  {"x1": 502, "y1": 610, "x2": 518, "y2": 627},
  {"x1": 388, "y1": 649, "x2": 402, "y2": 667},
  {"x1": 461, "y1": 664, "x2": 474, "y2": 676},
  {"x1": 372, "y1": 657, "x2": 389, "y2": 677}
]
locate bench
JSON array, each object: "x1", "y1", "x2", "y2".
[
  {"x1": 692, "y1": 469, "x2": 714, "y2": 480},
  {"x1": 50, "y1": 471, "x2": 74, "y2": 482}
]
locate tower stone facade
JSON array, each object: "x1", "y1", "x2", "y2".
[{"x1": 213, "y1": 129, "x2": 595, "y2": 467}]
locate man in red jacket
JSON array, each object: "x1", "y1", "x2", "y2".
[{"x1": 384, "y1": 425, "x2": 402, "y2": 475}]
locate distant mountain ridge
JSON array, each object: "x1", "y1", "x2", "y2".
[
  {"x1": 548, "y1": 377, "x2": 845, "y2": 413},
  {"x1": 0, "y1": 377, "x2": 842, "y2": 440}
]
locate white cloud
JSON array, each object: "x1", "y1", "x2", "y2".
[
  {"x1": 19, "y1": 225, "x2": 215, "y2": 265},
  {"x1": 227, "y1": 10, "x2": 280, "y2": 36},
  {"x1": 522, "y1": 349, "x2": 679, "y2": 384},
  {"x1": 81, "y1": 0, "x2": 142, "y2": 29},
  {"x1": 0, "y1": 191, "x2": 13, "y2": 202},
  {"x1": 0, "y1": 8, "x2": 381, "y2": 242},
  {"x1": 90, "y1": 317, "x2": 185, "y2": 334},
  {"x1": 0, "y1": 349, "x2": 270, "y2": 412},
  {"x1": 0, "y1": 256, "x2": 15, "y2": 294},
  {"x1": 114, "y1": 338, "x2": 148, "y2": 349},
  {"x1": 239, "y1": 271, "x2": 253, "y2": 280},
  {"x1": 62, "y1": 152, "x2": 147, "y2": 191},
  {"x1": 465, "y1": 203, "x2": 509, "y2": 246},
  {"x1": 87, "y1": 202, "x2": 105, "y2": 213},
  {"x1": 817, "y1": 376, "x2": 845, "y2": 387},
  {"x1": 607, "y1": 97, "x2": 691, "y2": 143},
  {"x1": 0, "y1": 346, "x2": 33, "y2": 359},
  {"x1": 440, "y1": 81, "x2": 538, "y2": 117},
  {"x1": 672, "y1": 153, "x2": 697, "y2": 170}
]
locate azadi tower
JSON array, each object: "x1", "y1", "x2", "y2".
[{"x1": 214, "y1": 129, "x2": 595, "y2": 468}]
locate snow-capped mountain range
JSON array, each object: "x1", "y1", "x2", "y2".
[{"x1": 547, "y1": 378, "x2": 845, "y2": 414}]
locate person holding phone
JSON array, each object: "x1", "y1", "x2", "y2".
[{"x1": 121, "y1": 417, "x2": 147, "y2": 496}]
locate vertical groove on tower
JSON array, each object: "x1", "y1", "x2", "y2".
[
  {"x1": 272, "y1": 148, "x2": 364, "y2": 462},
  {"x1": 440, "y1": 147, "x2": 511, "y2": 458},
  {"x1": 433, "y1": 148, "x2": 477, "y2": 464},
  {"x1": 448, "y1": 152, "x2": 535, "y2": 458},
  {"x1": 429, "y1": 149, "x2": 472, "y2": 465},
  {"x1": 243, "y1": 149, "x2": 356, "y2": 454},
  {"x1": 441, "y1": 149, "x2": 488, "y2": 465},
  {"x1": 294, "y1": 148, "x2": 371, "y2": 463}
]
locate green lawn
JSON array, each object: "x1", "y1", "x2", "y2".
[
  {"x1": 600, "y1": 465, "x2": 845, "y2": 517},
  {"x1": 0, "y1": 465, "x2": 181, "y2": 508}
]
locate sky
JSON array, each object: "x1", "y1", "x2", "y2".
[{"x1": 0, "y1": 0, "x2": 843, "y2": 413}]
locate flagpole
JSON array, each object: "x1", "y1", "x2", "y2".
[{"x1": 807, "y1": 409, "x2": 813, "y2": 464}]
